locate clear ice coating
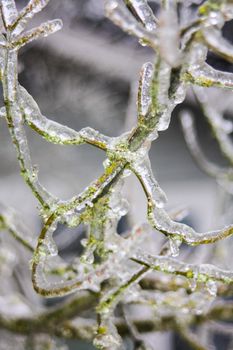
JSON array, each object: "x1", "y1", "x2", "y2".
[
  {"x1": 206, "y1": 279, "x2": 217, "y2": 297},
  {"x1": 138, "y1": 62, "x2": 154, "y2": 118},
  {"x1": 168, "y1": 236, "x2": 182, "y2": 257},
  {"x1": 126, "y1": 0, "x2": 157, "y2": 32},
  {"x1": 1, "y1": 1, "x2": 233, "y2": 349},
  {"x1": 1, "y1": 0, "x2": 18, "y2": 27},
  {"x1": 12, "y1": 0, "x2": 51, "y2": 35},
  {"x1": 133, "y1": 156, "x2": 167, "y2": 208},
  {"x1": 13, "y1": 19, "x2": 63, "y2": 49},
  {"x1": 104, "y1": 0, "x2": 157, "y2": 47}
]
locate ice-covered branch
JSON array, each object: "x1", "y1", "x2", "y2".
[
  {"x1": 148, "y1": 200, "x2": 233, "y2": 245},
  {"x1": 12, "y1": 19, "x2": 63, "y2": 49},
  {"x1": 1, "y1": 0, "x2": 233, "y2": 349},
  {"x1": 12, "y1": 0, "x2": 51, "y2": 35},
  {"x1": 203, "y1": 27, "x2": 233, "y2": 64},
  {"x1": 18, "y1": 86, "x2": 111, "y2": 150},
  {"x1": 132, "y1": 252, "x2": 233, "y2": 286},
  {"x1": 104, "y1": 0, "x2": 158, "y2": 49},
  {"x1": 185, "y1": 62, "x2": 233, "y2": 90},
  {"x1": 1, "y1": 0, "x2": 18, "y2": 28},
  {"x1": 124, "y1": 0, "x2": 157, "y2": 32}
]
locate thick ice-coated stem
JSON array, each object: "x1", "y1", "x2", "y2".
[
  {"x1": 12, "y1": 0, "x2": 51, "y2": 35},
  {"x1": 12, "y1": 19, "x2": 63, "y2": 49},
  {"x1": 104, "y1": 0, "x2": 158, "y2": 48},
  {"x1": 2, "y1": 49, "x2": 58, "y2": 209},
  {"x1": 124, "y1": 0, "x2": 157, "y2": 31},
  {"x1": 185, "y1": 63, "x2": 233, "y2": 90},
  {"x1": 1, "y1": 0, "x2": 18, "y2": 28},
  {"x1": 148, "y1": 200, "x2": 233, "y2": 245},
  {"x1": 1, "y1": 1, "x2": 233, "y2": 348},
  {"x1": 203, "y1": 27, "x2": 233, "y2": 64},
  {"x1": 132, "y1": 252, "x2": 233, "y2": 285},
  {"x1": 18, "y1": 86, "x2": 112, "y2": 150}
]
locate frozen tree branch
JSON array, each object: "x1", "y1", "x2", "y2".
[{"x1": 0, "y1": 0, "x2": 233, "y2": 349}]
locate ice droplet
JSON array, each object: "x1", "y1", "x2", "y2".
[{"x1": 169, "y1": 236, "x2": 182, "y2": 257}]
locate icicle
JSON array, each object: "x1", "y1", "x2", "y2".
[
  {"x1": 137, "y1": 62, "x2": 154, "y2": 118},
  {"x1": 206, "y1": 279, "x2": 217, "y2": 297},
  {"x1": 1, "y1": 0, "x2": 18, "y2": 27},
  {"x1": 126, "y1": 0, "x2": 157, "y2": 31},
  {"x1": 12, "y1": 0, "x2": 51, "y2": 36},
  {"x1": 168, "y1": 236, "x2": 182, "y2": 257},
  {"x1": 12, "y1": 19, "x2": 63, "y2": 49}
]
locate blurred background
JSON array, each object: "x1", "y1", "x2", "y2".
[{"x1": 0, "y1": 1, "x2": 233, "y2": 349}]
